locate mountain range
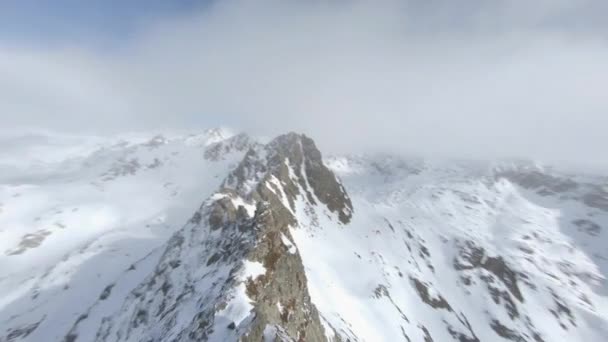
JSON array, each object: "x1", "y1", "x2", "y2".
[{"x1": 1, "y1": 129, "x2": 606, "y2": 341}]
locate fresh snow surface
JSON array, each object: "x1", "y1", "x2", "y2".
[
  {"x1": 291, "y1": 155, "x2": 608, "y2": 342},
  {"x1": 280, "y1": 232, "x2": 297, "y2": 254},
  {"x1": 217, "y1": 261, "x2": 266, "y2": 328},
  {"x1": 242, "y1": 260, "x2": 267, "y2": 280}
]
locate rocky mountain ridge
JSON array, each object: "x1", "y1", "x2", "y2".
[{"x1": 69, "y1": 133, "x2": 352, "y2": 341}]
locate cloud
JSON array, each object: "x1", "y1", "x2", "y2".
[{"x1": 1, "y1": 0, "x2": 607, "y2": 168}]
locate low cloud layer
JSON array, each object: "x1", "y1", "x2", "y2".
[{"x1": 1, "y1": 0, "x2": 607, "y2": 167}]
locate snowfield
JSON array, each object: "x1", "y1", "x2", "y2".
[
  {"x1": 0, "y1": 129, "x2": 252, "y2": 341},
  {"x1": 295, "y1": 156, "x2": 608, "y2": 341},
  {"x1": 0, "y1": 130, "x2": 606, "y2": 341}
]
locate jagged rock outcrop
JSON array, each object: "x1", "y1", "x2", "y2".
[
  {"x1": 222, "y1": 133, "x2": 352, "y2": 224},
  {"x1": 89, "y1": 133, "x2": 351, "y2": 342}
]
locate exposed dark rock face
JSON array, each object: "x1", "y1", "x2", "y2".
[
  {"x1": 89, "y1": 133, "x2": 349, "y2": 342},
  {"x1": 231, "y1": 133, "x2": 349, "y2": 341},
  {"x1": 5, "y1": 230, "x2": 52, "y2": 256},
  {"x1": 5, "y1": 319, "x2": 42, "y2": 342},
  {"x1": 99, "y1": 284, "x2": 115, "y2": 301},
  {"x1": 446, "y1": 322, "x2": 479, "y2": 342},
  {"x1": 549, "y1": 290, "x2": 576, "y2": 330},
  {"x1": 298, "y1": 135, "x2": 353, "y2": 224},
  {"x1": 245, "y1": 133, "x2": 353, "y2": 224},
  {"x1": 239, "y1": 203, "x2": 327, "y2": 342},
  {"x1": 420, "y1": 325, "x2": 434, "y2": 342},
  {"x1": 411, "y1": 278, "x2": 452, "y2": 311},
  {"x1": 373, "y1": 284, "x2": 410, "y2": 323},
  {"x1": 489, "y1": 317, "x2": 546, "y2": 342},
  {"x1": 489, "y1": 320, "x2": 524, "y2": 341},
  {"x1": 454, "y1": 241, "x2": 523, "y2": 303},
  {"x1": 207, "y1": 195, "x2": 247, "y2": 230}
]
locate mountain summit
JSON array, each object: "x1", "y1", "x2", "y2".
[{"x1": 76, "y1": 133, "x2": 353, "y2": 341}]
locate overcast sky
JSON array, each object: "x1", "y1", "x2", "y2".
[{"x1": 1, "y1": 0, "x2": 607, "y2": 167}]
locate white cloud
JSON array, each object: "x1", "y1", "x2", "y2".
[{"x1": 1, "y1": 0, "x2": 607, "y2": 167}]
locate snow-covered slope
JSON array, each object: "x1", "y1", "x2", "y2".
[
  {"x1": 1, "y1": 131, "x2": 607, "y2": 341},
  {"x1": 300, "y1": 156, "x2": 608, "y2": 341},
  {"x1": 0, "y1": 129, "x2": 256, "y2": 341}
]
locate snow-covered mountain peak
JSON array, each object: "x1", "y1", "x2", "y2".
[
  {"x1": 203, "y1": 132, "x2": 256, "y2": 162},
  {"x1": 87, "y1": 133, "x2": 352, "y2": 341},
  {"x1": 219, "y1": 133, "x2": 353, "y2": 224}
]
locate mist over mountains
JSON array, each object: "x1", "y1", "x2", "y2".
[{"x1": 2, "y1": 0, "x2": 607, "y2": 168}]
